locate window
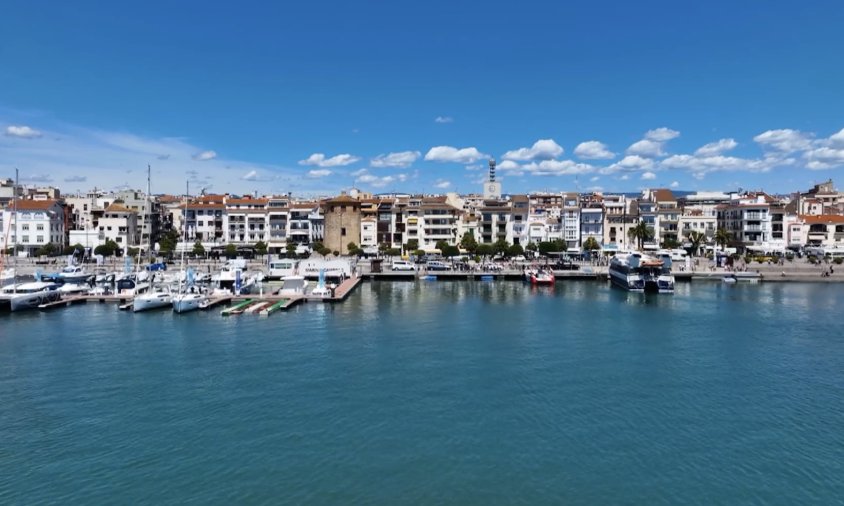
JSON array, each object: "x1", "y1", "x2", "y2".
[
  {"x1": 341, "y1": 227, "x2": 347, "y2": 236},
  {"x1": 37, "y1": 224, "x2": 44, "y2": 230},
  {"x1": 22, "y1": 235, "x2": 29, "y2": 242},
  {"x1": 115, "y1": 237, "x2": 122, "y2": 243},
  {"x1": 37, "y1": 235, "x2": 44, "y2": 243},
  {"x1": 22, "y1": 224, "x2": 29, "y2": 230}
]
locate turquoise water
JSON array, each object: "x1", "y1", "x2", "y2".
[{"x1": 2, "y1": 281, "x2": 843, "y2": 504}]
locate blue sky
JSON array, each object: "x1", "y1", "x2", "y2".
[{"x1": 2, "y1": 0, "x2": 843, "y2": 196}]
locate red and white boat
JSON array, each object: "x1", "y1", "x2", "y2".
[{"x1": 529, "y1": 269, "x2": 555, "y2": 285}]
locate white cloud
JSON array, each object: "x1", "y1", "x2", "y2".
[
  {"x1": 464, "y1": 163, "x2": 484, "y2": 171},
  {"x1": 670, "y1": 181, "x2": 679, "y2": 188},
  {"x1": 574, "y1": 141, "x2": 614, "y2": 160},
  {"x1": 641, "y1": 171, "x2": 657, "y2": 180},
  {"x1": 370, "y1": 150, "x2": 420, "y2": 168},
  {"x1": 694, "y1": 138, "x2": 738, "y2": 157},
  {"x1": 299, "y1": 153, "x2": 360, "y2": 167},
  {"x1": 603, "y1": 155, "x2": 655, "y2": 174},
  {"x1": 354, "y1": 168, "x2": 407, "y2": 188},
  {"x1": 434, "y1": 180, "x2": 451, "y2": 189},
  {"x1": 644, "y1": 127, "x2": 680, "y2": 142},
  {"x1": 619, "y1": 174, "x2": 630, "y2": 181},
  {"x1": 590, "y1": 176, "x2": 600, "y2": 182},
  {"x1": 626, "y1": 139, "x2": 665, "y2": 157},
  {"x1": 502, "y1": 139, "x2": 564, "y2": 161},
  {"x1": 753, "y1": 129, "x2": 813, "y2": 152},
  {"x1": 804, "y1": 147, "x2": 844, "y2": 170},
  {"x1": 829, "y1": 128, "x2": 844, "y2": 147},
  {"x1": 307, "y1": 169, "x2": 332, "y2": 178},
  {"x1": 627, "y1": 128, "x2": 680, "y2": 158},
  {"x1": 4, "y1": 125, "x2": 42, "y2": 138},
  {"x1": 192, "y1": 150, "x2": 217, "y2": 161},
  {"x1": 518, "y1": 159, "x2": 595, "y2": 176},
  {"x1": 424, "y1": 146, "x2": 486, "y2": 164},
  {"x1": 64, "y1": 175, "x2": 87, "y2": 183},
  {"x1": 242, "y1": 170, "x2": 258, "y2": 181},
  {"x1": 434, "y1": 116, "x2": 454, "y2": 124},
  {"x1": 497, "y1": 160, "x2": 520, "y2": 170}
]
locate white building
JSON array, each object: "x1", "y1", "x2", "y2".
[
  {"x1": 717, "y1": 193, "x2": 774, "y2": 247},
  {"x1": 1, "y1": 199, "x2": 66, "y2": 255},
  {"x1": 98, "y1": 203, "x2": 140, "y2": 251},
  {"x1": 562, "y1": 193, "x2": 581, "y2": 249}
]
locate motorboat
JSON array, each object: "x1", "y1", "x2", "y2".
[
  {"x1": 278, "y1": 275, "x2": 308, "y2": 296},
  {"x1": 529, "y1": 269, "x2": 555, "y2": 285},
  {"x1": 57, "y1": 265, "x2": 91, "y2": 283},
  {"x1": 57, "y1": 282, "x2": 91, "y2": 295},
  {"x1": 609, "y1": 252, "x2": 674, "y2": 293},
  {"x1": 133, "y1": 285, "x2": 173, "y2": 312},
  {"x1": 213, "y1": 260, "x2": 257, "y2": 295},
  {"x1": 0, "y1": 281, "x2": 62, "y2": 311}
]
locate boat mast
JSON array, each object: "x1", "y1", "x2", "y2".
[
  {"x1": 177, "y1": 181, "x2": 188, "y2": 296},
  {"x1": 13, "y1": 168, "x2": 18, "y2": 294},
  {"x1": 146, "y1": 164, "x2": 152, "y2": 264}
]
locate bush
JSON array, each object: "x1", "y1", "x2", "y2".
[{"x1": 834, "y1": 257, "x2": 843, "y2": 265}]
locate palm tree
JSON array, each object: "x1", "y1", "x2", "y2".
[
  {"x1": 686, "y1": 230, "x2": 706, "y2": 257},
  {"x1": 627, "y1": 222, "x2": 653, "y2": 251},
  {"x1": 715, "y1": 228, "x2": 732, "y2": 252}
]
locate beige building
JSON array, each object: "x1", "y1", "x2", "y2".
[{"x1": 323, "y1": 195, "x2": 361, "y2": 254}]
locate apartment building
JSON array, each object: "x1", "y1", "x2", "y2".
[
  {"x1": 603, "y1": 194, "x2": 637, "y2": 250},
  {"x1": 1, "y1": 199, "x2": 66, "y2": 255},
  {"x1": 98, "y1": 203, "x2": 140, "y2": 249},
  {"x1": 562, "y1": 193, "x2": 581, "y2": 249},
  {"x1": 717, "y1": 193, "x2": 775, "y2": 246}
]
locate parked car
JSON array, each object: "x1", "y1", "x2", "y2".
[
  {"x1": 426, "y1": 260, "x2": 450, "y2": 271},
  {"x1": 391, "y1": 260, "x2": 416, "y2": 271}
]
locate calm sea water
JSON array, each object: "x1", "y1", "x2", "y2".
[{"x1": 1, "y1": 281, "x2": 843, "y2": 505}]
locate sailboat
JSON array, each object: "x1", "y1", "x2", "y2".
[
  {"x1": 0, "y1": 169, "x2": 61, "y2": 311},
  {"x1": 134, "y1": 165, "x2": 173, "y2": 312},
  {"x1": 172, "y1": 182, "x2": 206, "y2": 313}
]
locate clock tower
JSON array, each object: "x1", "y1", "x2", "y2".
[{"x1": 483, "y1": 158, "x2": 502, "y2": 199}]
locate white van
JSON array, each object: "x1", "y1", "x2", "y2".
[{"x1": 391, "y1": 260, "x2": 416, "y2": 271}]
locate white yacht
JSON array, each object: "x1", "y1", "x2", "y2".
[
  {"x1": 133, "y1": 285, "x2": 173, "y2": 312},
  {"x1": 172, "y1": 291, "x2": 207, "y2": 313},
  {"x1": 609, "y1": 252, "x2": 675, "y2": 293},
  {"x1": 1, "y1": 268, "x2": 16, "y2": 287},
  {"x1": 213, "y1": 259, "x2": 257, "y2": 295},
  {"x1": 57, "y1": 282, "x2": 91, "y2": 296},
  {"x1": 268, "y1": 258, "x2": 298, "y2": 279},
  {"x1": 57, "y1": 265, "x2": 91, "y2": 283},
  {"x1": 278, "y1": 275, "x2": 308, "y2": 296},
  {"x1": 0, "y1": 281, "x2": 62, "y2": 311}
]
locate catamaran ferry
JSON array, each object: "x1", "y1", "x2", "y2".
[{"x1": 608, "y1": 252, "x2": 675, "y2": 293}]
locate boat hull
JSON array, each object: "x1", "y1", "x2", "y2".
[
  {"x1": 133, "y1": 294, "x2": 173, "y2": 312},
  {"x1": 173, "y1": 295, "x2": 206, "y2": 313},
  {"x1": 10, "y1": 290, "x2": 61, "y2": 311}
]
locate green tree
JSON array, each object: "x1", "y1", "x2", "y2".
[
  {"x1": 715, "y1": 228, "x2": 732, "y2": 251},
  {"x1": 63, "y1": 243, "x2": 84, "y2": 256},
  {"x1": 413, "y1": 249, "x2": 425, "y2": 257},
  {"x1": 224, "y1": 244, "x2": 238, "y2": 258},
  {"x1": 526, "y1": 242, "x2": 538, "y2": 254},
  {"x1": 476, "y1": 244, "x2": 494, "y2": 258},
  {"x1": 285, "y1": 242, "x2": 297, "y2": 257},
  {"x1": 94, "y1": 239, "x2": 120, "y2": 257},
  {"x1": 435, "y1": 239, "x2": 449, "y2": 252},
  {"x1": 386, "y1": 248, "x2": 402, "y2": 257},
  {"x1": 493, "y1": 238, "x2": 509, "y2": 257},
  {"x1": 628, "y1": 222, "x2": 654, "y2": 250},
  {"x1": 159, "y1": 229, "x2": 180, "y2": 254},
  {"x1": 507, "y1": 244, "x2": 525, "y2": 258},
  {"x1": 254, "y1": 241, "x2": 268, "y2": 257},
  {"x1": 36, "y1": 243, "x2": 58, "y2": 257},
  {"x1": 442, "y1": 245, "x2": 460, "y2": 258},
  {"x1": 459, "y1": 232, "x2": 478, "y2": 254},
  {"x1": 582, "y1": 236, "x2": 601, "y2": 253},
  {"x1": 378, "y1": 242, "x2": 389, "y2": 255},
  {"x1": 661, "y1": 237, "x2": 681, "y2": 249},
  {"x1": 347, "y1": 242, "x2": 361, "y2": 256},
  {"x1": 126, "y1": 247, "x2": 141, "y2": 257},
  {"x1": 406, "y1": 239, "x2": 419, "y2": 253},
  {"x1": 685, "y1": 230, "x2": 706, "y2": 257},
  {"x1": 192, "y1": 240, "x2": 206, "y2": 257}
]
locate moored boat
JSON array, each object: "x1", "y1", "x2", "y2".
[{"x1": 609, "y1": 252, "x2": 674, "y2": 293}]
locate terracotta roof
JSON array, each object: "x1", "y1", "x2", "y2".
[
  {"x1": 652, "y1": 189, "x2": 676, "y2": 202},
  {"x1": 800, "y1": 214, "x2": 844, "y2": 224},
  {"x1": 196, "y1": 194, "x2": 227, "y2": 203},
  {"x1": 157, "y1": 195, "x2": 182, "y2": 203},
  {"x1": 6, "y1": 199, "x2": 60, "y2": 211},
  {"x1": 104, "y1": 203, "x2": 136, "y2": 213},
  {"x1": 326, "y1": 195, "x2": 361, "y2": 205},
  {"x1": 226, "y1": 198, "x2": 268, "y2": 205},
  {"x1": 187, "y1": 203, "x2": 225, "y2": 210}
]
